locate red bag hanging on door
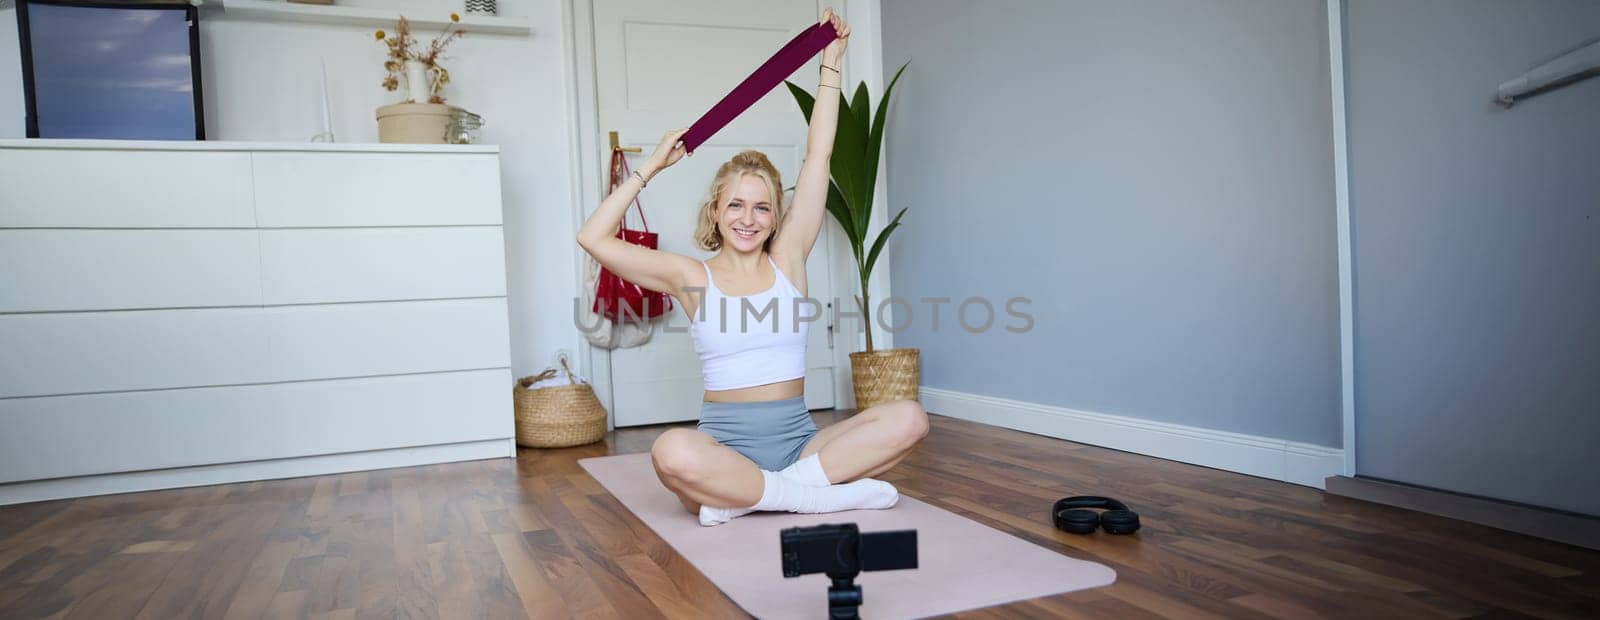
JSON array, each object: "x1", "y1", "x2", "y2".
[{"x1": 593, "y1": 148, "x2": 673, "y2": 322}]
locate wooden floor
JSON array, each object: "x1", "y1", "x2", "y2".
[{"x1": 3, "y1": 411, "x2": 1599, "y2": 619}]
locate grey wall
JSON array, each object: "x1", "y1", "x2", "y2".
[
  {"x1": 1346, "y1": 0, "x2": 1600, "y2": 516},
  {"x1": 881, "y1": 0, "x2": 1341, "y2": 446}
]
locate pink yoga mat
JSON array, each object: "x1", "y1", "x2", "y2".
[{"x1": 579, "y1": 453, "x2": 1117, "y2": 619}]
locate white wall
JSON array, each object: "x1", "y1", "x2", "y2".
[{"x1": 0, "y1": 0, "x2": 581, "y2": 381}]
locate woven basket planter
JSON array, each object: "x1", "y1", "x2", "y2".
[
  {"x1": 849, "y1": 347, "x2": 920, "y2": 411},
  {"x1": 512, "y1": 359, "x2": 607, "y2": 448}
]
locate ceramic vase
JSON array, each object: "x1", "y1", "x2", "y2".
[{"x1": 404, "y1": 60, "x2": 430, "y2": 103}]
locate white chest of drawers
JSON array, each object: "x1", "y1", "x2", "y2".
[{"x1": 0, "y1": 139, "x2": 515, "y2": 505}]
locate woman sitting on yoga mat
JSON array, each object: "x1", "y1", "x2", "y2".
[{"x1": 577, "y1": 9, "x2": 927, "y2": 527}]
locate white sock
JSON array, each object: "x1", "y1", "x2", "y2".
[
  {"x1": 699, "y1": 503, "x2": 754, "y2": 526},
  {"x1": 700, "y1": 461, "x2": 813, "y2": 526},
  {"x1": 753, "y1": 470, "x2": 898, "y2": 514},
  {"x1": 699, "y1": 472, "x2": 899, "y2": 527},
  {"x1": 777, "y1": 454, "x2": 832, "y2": 486},
  {"x1": 696, "y1": 458, "x2": 898, "y2": 527}
]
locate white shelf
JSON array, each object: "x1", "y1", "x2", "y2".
[
  {"x1": 1, "y1": 138, "x2": 499, "y2": 154},
  {"x1": 212, "y1": 0, "x2": 531, "y2": 36}
]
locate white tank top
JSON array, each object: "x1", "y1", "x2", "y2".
[{"x1": 690, "y1": 255, "x2": 809, "y2": 391}]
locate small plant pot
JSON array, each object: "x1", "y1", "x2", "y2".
[
  {"x1": 849, "y1": 348, "x2": 920, "y2": 411},
  {"x1": 376, "y1": 102, "x2": 451, "y2": 144}
]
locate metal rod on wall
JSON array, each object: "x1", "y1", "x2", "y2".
[{"x1": 1496, "y1": 37, "x2": 1600, "y2": 107}]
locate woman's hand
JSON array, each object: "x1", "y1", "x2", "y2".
[
  {"x1": 820, "y1": 8, "x2": 850, "y2": 67},
  {"x1": 641, "y1": 128, "x2": 689, "y2": 178}
]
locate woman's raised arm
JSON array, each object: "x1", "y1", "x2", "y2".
[
  {"x1": 576, "y1": 129, "x2": 699, "y2": 297},
  {"x1": 772, "y1": 8, "x2": 850, "y2": 264}
]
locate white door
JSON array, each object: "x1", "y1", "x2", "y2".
[{"x1": 592, "y1": 0, "x2": 837, "y2": 427}]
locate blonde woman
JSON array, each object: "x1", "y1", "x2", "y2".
[{"x1": 578, "y1": 10, "x2": 927, "y2": 527}]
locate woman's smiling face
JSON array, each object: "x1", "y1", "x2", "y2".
[{"x1": 717, "y1": 173, "x2": 775, "y2": 252}]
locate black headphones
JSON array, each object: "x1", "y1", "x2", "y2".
[{"x1": 1052, "y1": 496, "x2": 1141, "y2": 535}]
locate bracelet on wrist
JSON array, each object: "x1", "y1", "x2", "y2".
[
  {"x1": 631, "y1": 169, "x2": 649, "y2": 187},
  {"x1": 820, "y1": 64, "x2": 840, "y2": 74}
]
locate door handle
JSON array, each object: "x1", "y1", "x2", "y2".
[
  {"x1": 608, "y1": 131, "x2": 642, "y2": 153},
  {"x1": 826, "y1": 302, "x2": 834, "y2": 349}
]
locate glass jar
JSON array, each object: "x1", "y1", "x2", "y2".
[{"x1": 445, "y1": 107, "x2": 485, "y2": 144}]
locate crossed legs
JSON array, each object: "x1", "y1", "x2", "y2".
[
  {"x1": 652, "y1": 399, "x2": 930, "y2": 515},
  {"x1": 651, "y1": 430, "x2": 765, "y2": 514},
  {"x1": 797, "y1": 399, "x2": 929, "y2": 483}
]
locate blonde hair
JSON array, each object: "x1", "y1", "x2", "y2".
[{"x1": 694, "y1": 150, "x2": 785, "y2": 252}]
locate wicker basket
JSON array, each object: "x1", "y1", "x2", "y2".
[
  {"x1": 849, "y1": 347, "x2": 921, "y2": 411},
  {"x1": 512, "y1": 358, "x2": 607, "y2": 448}
]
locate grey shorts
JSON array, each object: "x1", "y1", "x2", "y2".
[{"x1": 697, "y1": 396, "x2": 818, "y2": 471}]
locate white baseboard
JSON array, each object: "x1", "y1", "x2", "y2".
[
  {"x1": 0, "y1": 438, "x2": 516, "y2": 506},
  {"x1": 920, "y1": 387, "x2": 1342, "y2": 489}
]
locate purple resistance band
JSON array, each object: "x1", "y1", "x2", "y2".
[{"x1": 680, "y1": 21, "x2": 839, "y2": 154}]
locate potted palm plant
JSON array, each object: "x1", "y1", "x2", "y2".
[{"x1": 785, "y1": 63, "x2": 916, "y2": 411}]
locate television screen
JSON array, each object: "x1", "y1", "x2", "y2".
[{"x1": 17, "y1": 0, "x2": 205, "y2": 140}]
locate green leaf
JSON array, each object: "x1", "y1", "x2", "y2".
[
  {"x1": 866, "y1": 62, "x2": 909, "y2": 194},
  {"x1": 785, "y1": 80, "x2": 815, "y2": 123},
  {"x1": 849, "y1": 82, "x2": 871, "y2": 148},
  {"x1": 829, "y1": 88, "x2": 870, "y2": 234},
  {"x1": 864, "y1": 207, "x2": 907, "y2": 277},
  {"x1": 825, "y1": 179, "x2": 861, "y2": 249}
]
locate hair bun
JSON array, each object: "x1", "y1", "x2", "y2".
[
  {"x1": 732, "y1": 150, "x2": 773, "y2": 168},
  {"x1": 731, "y1": 150, "x2": 781, "y2": 187}
]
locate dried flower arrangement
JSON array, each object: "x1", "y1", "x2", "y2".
[{"x1": 374, "y1": 14, "x2": 465, "y2": 104}]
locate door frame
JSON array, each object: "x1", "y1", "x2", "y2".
[
  {"x1": 561, "y1": 0, "x2": 896, "y2": 429},
  {"x1": 1326, "y1": 0, "x2": 1355, "y2": 477}
]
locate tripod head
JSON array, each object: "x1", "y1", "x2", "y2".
[{"x1": 780, "y1": 523, "x2": 918, "y2": 619}]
